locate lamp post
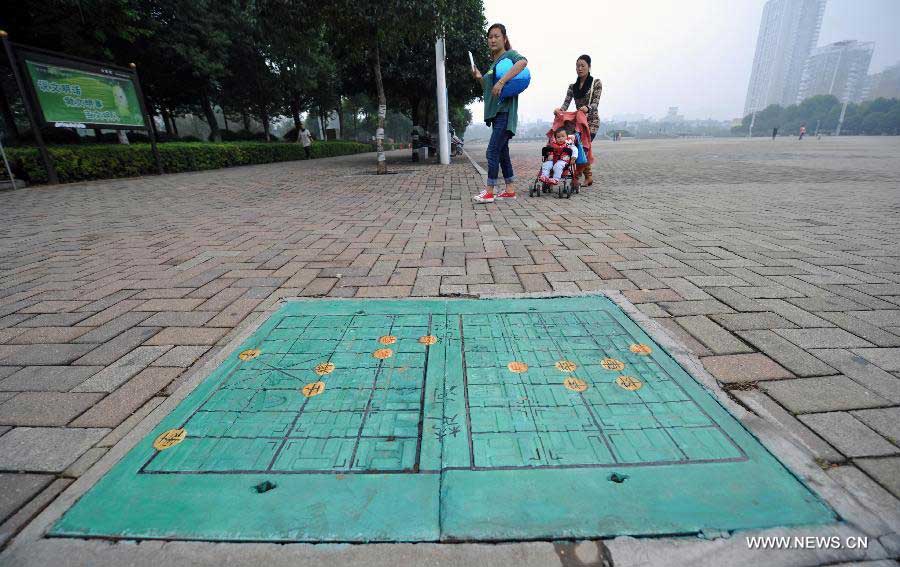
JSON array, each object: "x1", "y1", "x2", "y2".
[{"x1": 435, "y1": 36, "x2": 450, "y2": 165}]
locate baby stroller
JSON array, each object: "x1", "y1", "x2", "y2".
[{"x1": 529, "y1": 110, "x2": 593, "y2": 199}]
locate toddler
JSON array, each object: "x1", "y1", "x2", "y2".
[{"x1": 540, "y1": 126, "x2": 578, "y2": 185}]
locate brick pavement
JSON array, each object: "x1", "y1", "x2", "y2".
[{"x1": 0, "y1": 137, "x2": 899, "y2": 548}]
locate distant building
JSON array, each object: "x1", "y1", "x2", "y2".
[
  {"x1": 865, "y1": 62, "x2": 900, "y2": 101},
  {"x1": 662, "y1": 107, "x2": 684, "y2": 122},
  {"x1": 611, "y1": 113, "x2": 646, "y2": 122},
  {"x1": 797, "y1": 40, "x2": 874, "y2": 103},
  {"x1": 744, "y1": 0, "x2": 826, "y2": 115}
]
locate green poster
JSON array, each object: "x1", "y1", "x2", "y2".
[{"x1": 24, "y1": 59, "x2": 146, "y2": 127}]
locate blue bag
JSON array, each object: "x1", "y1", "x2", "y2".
[
  {"x1": 575, "y1": 132, "x2": 588, "y2": 165},
  {"x1": 494, "y1": 57, "x2": 531, "y2": 99}
]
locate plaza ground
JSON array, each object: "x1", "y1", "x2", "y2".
[{"x1": 0, "y1": 136, "x2": 898, "y2": 565}]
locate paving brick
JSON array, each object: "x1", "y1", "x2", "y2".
[
  {"x1": 0, "y1": 473, "x2": 53, "y2": 523},
  {"x1": 74, "y1": 346, "x2": 172, "y2": 392},
  {"x1": 150, "y1": 346, "x2": 211, "y2": 368},
  {"x1": 71, "y1": 367, "x2": 181, "y2": 428},
  {"x1": 826, "y1": 465, "x2": 900, "y2": 526},
  {"x1": 809, "y1": 349, "x2": 900, "y2": 404},
  {"x1": 761, "y1": 375, "x2": 890, "y2": 413},
  {"x1": 701, "y1": 353, "x2": 793, "y2": 383},
  {"x1": 0, "y1": 366, "x2": 20, "y2": 380},
  {"x1": 851, "y1": 348, "x2": 900, "y2": 372},
  {"x1": 622, "y1": 289, "x2": 682, "y2": 304},
  {"x1": 787, "y1": 296, "x2": 866, "y2": 312},
  {"x1": 0, "y1": 344, "x2": 97, "y2": 366},
  {"x1": 773, "y1": 327, "x2": 874, "y2": 349},
  {"x1": 853, "y1": 310, "x2": 900, "y2": 327},
  {"x1": 73, "y1": 311, "x2": 153, "y2": 343},
  {"x1": 798, "y1": 412, "x2": 898, "y2": 457},
  {"x1": 737, "y1": 330, "x2": 836, "y2": 376},
  {"x1": 733, "y1": 390, "x2": 842, "y2": 463},
  {"x1": 651, "y1": 317, "x2": 712, "y2": 357},
  {"x1": 659, "y1": 277, "x2": 711, "y2": 300},
  {"x1": 7, "y1": 327, "x2": 91, "y2": 344},
  {"x1": 754, "y1": 299, "x2": 836, "y2": 328},
  {"x1": 73, "y1": 326, "x2": 161, "y2": 366},
  {"x1": 0, "y1": 365, "x2": 102, "y2": 392},
  {"x1": 134, "y1": 298, "x2": 205, "y2": 312},
  {"x1": 659, "y1": 300, "x2": 734, "y2": 316},
  {"x1": 814, "y1": 311, "x2": 900, "y2": 347},
  {"x1": 141, "y1": 311, "x2": 216, "y2": 328},
  {"x1": 675, "y1": 316, "x2": 752, "y2": 354},
  {"x1": 62, "y1": 446, "x2": 108, "y2": 478},
  {"x1": 298, "y1": 278, "x2": 338, "y2": 296},
  {"x1": 74, "y1": 299, "x2": 144, "y2": 327},
  {"x1": 709, "y1": 312, "x2": 797, "y2": 331},
  {"x1": 98, "y1": 396, "x2": 166, "y2": 448},
  {"x1": 854, "y1": 456, "x2": 900, "y2": 498},
  {"x1": 0, "y1": 477, "x2": 72, "y2": 547},
  {"x1": 0, "y1": 392, "x2": 104, "y2": 426},
  {"x1": 851, "y1": 407, "x2": 900, "y2": 444},
  {"x1": 0, "y1": 427, "x2": 109, "y2": 472},
  {"x1": 704, "y1": 287, "x2": 767, "y2": 312}
]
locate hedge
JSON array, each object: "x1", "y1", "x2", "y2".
[{"x1": 5, "y1": 140, "x2": 374, "y2": 185}]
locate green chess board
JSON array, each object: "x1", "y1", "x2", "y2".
[{"x1": 51, "y1": 297, "x2": 834, "y2": 542}]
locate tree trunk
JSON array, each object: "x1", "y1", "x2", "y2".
[
  {"x1": 201, "y1": 93, "x2": 221, "y2": 142},
  {"x1": 223, "y1": 112, "x2": 229, "y2": 132},
  {"x1": 290, "y1": 95, "x2": 301, "y2": 129},
  {"x1": 409, "y1": 96, "x2": 421, "y2": 127},
  {"x1": 0, "y1": 87, "x2": 20, "y2": 145},
  {"x1": 170, "y1": 110, "x2": 179, "y2": 136},
  {"x1": 373, "y1": 47, "x2": 387, "y2": 174},
  {"x1": 335, "y1": 98, "x2": 343, "y2": 140},
  {"x1": 241, "y1": 110, "x2": 250, "y2": 131},
  {"x1": 161, "y1": 108, "x2": 175, "y2": 136},
  {"x1": 260, "y1": 107, "x2": 270, "y2": 141}
]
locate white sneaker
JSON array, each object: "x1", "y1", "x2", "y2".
[{"x1": 472, "y1": 189, "x2": 495, "y2": 203}]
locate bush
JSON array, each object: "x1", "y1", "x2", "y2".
[{"x1": 6, "y1": 140, "x2": 373, "y2": 185}]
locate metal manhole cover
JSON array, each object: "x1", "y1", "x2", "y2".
[{"x1": 51, "y1": 297, "x2": 833, "y2": 542}]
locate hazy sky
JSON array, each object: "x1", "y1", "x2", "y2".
[{"x1": 466, "y1": 0, "x2": 900, "y2": 124}]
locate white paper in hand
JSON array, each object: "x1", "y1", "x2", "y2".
[{"x1": 468, "y1": 51, "x2": 475, "y2": 70}]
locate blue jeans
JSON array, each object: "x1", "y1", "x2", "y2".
[{"x1": 485, "y1": 112, "x2": 513, "y2": 187}]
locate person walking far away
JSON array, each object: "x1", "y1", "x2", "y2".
[
  {"x1": 798, "y1": 125, "x2": 806, "y2": 141},
  {"x1": 471, "y1": 23, "x2": 528, "y2": 203},
  {"x1": 555, "y1": 54, "x2": 602, "y2": 187},
  {"x1": 296, "y1": 122, "x2": 313, "y2": 159},
  {"x1": 772, "y1": 127, "x2": 778, "y2": 140}
]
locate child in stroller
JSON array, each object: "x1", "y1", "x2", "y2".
[{"x1": 531, "y1": 125, "x2": 579, "y2": 198}]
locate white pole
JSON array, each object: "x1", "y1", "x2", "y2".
[
  {"x1": 0, "y1": 135, "x2": 16, "y2": 188},
  {"x1": 748, "y1": 111, "x2": 756, "y2": 139},
  {"x1": 435, "y1": 36, "x2": 450, "y2": 165},
  {"x1": 835, "y1": 100, "x2": 848, "y2": 136}
]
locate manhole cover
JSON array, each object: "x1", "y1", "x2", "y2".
[{"x1": 51, "y1": 296, "x2": 833, "y2": 542}]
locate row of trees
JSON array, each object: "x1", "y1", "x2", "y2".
[
  {"x1": 1, "y1": 1, "x2": 487, "y2": 171},
  {"x1": 733, "y1": 95, "x2": 900, "y2": 136}
]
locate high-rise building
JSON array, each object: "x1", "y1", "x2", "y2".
[
  {"x1": 865, "y1": 62, "x2": 900, "y2": 101},
  {"x1": 744, "y1": 0, "x2": 826, "y2": 116},
  {"x1": 797, "y1": 40, "x2": 874, "y2": 103}
]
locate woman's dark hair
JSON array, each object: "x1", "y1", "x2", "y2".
[
  {"x1": 577, "y1": 54, "x2": 591, "y2": 67},
  {"x1": 488, "y1": 23, "x2": 511, "y2": 51}
]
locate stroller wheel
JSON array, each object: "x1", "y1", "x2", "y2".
[{"x1": 530, "y1": 180, "x2": 539, "y2": 197}]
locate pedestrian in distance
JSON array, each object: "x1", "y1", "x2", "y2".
[
  {"x1": 555, "y1": 54, "x2": 602, "y2": 187},
  {"x1": 471, "y1": 23, "x2": 528, "y2": 203},
  {"x1": 772, "y1": 127, "x2": 778, "y2": 140},
  {"x1": 798, "y1": 125, "x2": 806, "y2": 141},
  {"x1": 296, "y1": 122, "x2": 314, "y2": 159}
]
